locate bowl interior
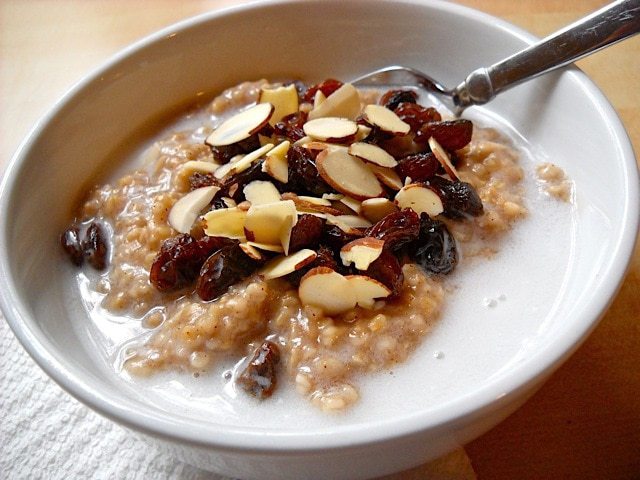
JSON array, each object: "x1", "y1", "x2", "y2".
[{"x1": 1, "y1": 0, "x2": 637, "y2": 449}]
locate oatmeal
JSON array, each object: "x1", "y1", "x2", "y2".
[
  {"x1": 63, "y1": 79, "x2": 529, "y2": 411},
  {"x1": 536, "y1": 162, "x2": 573, "y2": 202}
]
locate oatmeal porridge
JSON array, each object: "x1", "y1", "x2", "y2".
[{"x1": 61, "y1": 79, "x2": 535, "y2": 411}]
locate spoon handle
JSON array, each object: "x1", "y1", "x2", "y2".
[{"x1": 454, "y1": 0, "x2": 640, "y2": 109}]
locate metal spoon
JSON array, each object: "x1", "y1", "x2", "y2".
[{"x1": 352, "y1": 0, "x2": 640, "y2": 116}]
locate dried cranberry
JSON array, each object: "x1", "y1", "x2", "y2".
[
  {"x1": 61, "y1": 226, "x2": 84, "y2": 266},
  {"x1": 83, "y1": 222, "x2": 108, "y2": 270},
  {"x1": 410, "y1": 215, "x2": 457, "y2": 275},
  {"x1": 396, "y1": 152, "x2": 439, "y2": 182},
  {"x1": 321, "y1": 224, "x2": 363, "y2": 251},
  {"x1": 150, "y1": 234, "x2": 231, "y2": 292},
  {"x1": 189, "y1": 172, "x2": 220, "y2": 191},
  {"x1": 196, "y1": 243, "x2": 258, "y2": 301},
  {"x1": 287, "y1": 145, "x2": 332, "y2": 196},
  {"x1": 286, "y1": 244, "x2": 339, "y2": 287},
  {"x1": 237, "y1": 341, "x2": 281, "y2": 399},
  {"x1": 416, "y1": 119, "x2": 473, "y2": 151},
  {"x1": 365, "y1": 250, "x2": 404, "y2": 296},
  {"x1": 380, "y1": 89, "x2": 418, "y2": 111},
  {"x1": 302, "y1": 79, "x2": 343, "y2": 103},
  {"x1": 394, "y1": 102, "x2": 441, "y2": 132},
  {"x1": 274, "y1": 111, "x2": 308, "y2": 142},
  {"x1": 365, "y1": 209, "x2": 420, "y2": 251},
  {"x1": 288, "y1": 214, "x2": 325, "y2": 252},
  {"x1": 427, "y1": 176, "x2": 483, "y2": 219}
]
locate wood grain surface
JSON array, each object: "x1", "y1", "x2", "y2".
[{"x1": 1, "y1": 1, "x2": 638, "y2": 479}]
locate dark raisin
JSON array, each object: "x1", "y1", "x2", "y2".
[
  {"x1": 189, "y1": 172, "x2": 220, "y2": 191},
  {"x1": 286, "y1": 244, "x2": 339, "y2": 287},
  {"x1": 237, "y1": 341, "x2": 281, "y2": 399},
  {"x1": 321, "y1": 224, "x2": 363, "y2": 251},
  {"x1": 365, "y1": 250, "x2": 404, "y2": 296},
  {"x1": 211, "y1": 197, "x2": 228, "y2": 210},
  {"x1": 274, "y1": 111, "x2": 308, "y2": 142},
  {"x1": 302, "y1": 79, "x2": 343, "y2": 103},
  {"x1": 365, "y1": 209, "x2": 420, "y2": 251},
  {"x1": 287, "y1": 80, "x2": 308, "y2": 102},
  {"x1": 393, "y1": 102, "x2": 441, "y2": 132},
  {"x1": 288, "y1": 214, "x2": 325, "y2": 252},
  {"x1": 287, "y1": 145, "x2": 332, "y2": 196},
  {"x1": 415, "y1": 119, "x2": 473, "y2": 151},
  {"x1": 208, "y1": 134, "x2": 261, "y2": 164},
  {"x1": 219, "y1": 160, "x2": 269, "y2": 201},
  {"x1": 427, "y1": 176, "x2": 483, "y2": 219},
  {"x1": 83, "y1": 222, "x2": 108, "y2": 270},
  {"x1": 60, "y1": 226, "x2": 84, "y2": 266},
  {"x1": 196, "y1": 243, "x2": 258, "y2": 301},
  {"x1": 396, "y1": 152, "x2": 439, "y2": 182},
  {"x1": 410, "y1": 215, "x2": 458, "y2": 275},
  {"x1": 380, "y1": 89, "x2": 418, "y2": 111},
  {"x1": 150, "y1": 234, "x2": 231, "y2": 292}
]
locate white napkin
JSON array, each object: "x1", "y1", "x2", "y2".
[{"x1": 0, "y1": 315, "x2": 475, "y2": 479}]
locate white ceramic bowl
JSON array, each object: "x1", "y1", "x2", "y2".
[{"x1": 1, "y1": 1, "x2": 638, "y2": 479}]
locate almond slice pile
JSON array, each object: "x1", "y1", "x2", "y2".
[{"x1": 152, "y1": 79, "x2": 483, "y2": 315}]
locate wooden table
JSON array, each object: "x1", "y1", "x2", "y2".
[{"x1": 1, "y1": 1, "x2": 638, "y2": 478}]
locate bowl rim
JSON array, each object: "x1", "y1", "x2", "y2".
[{"x1": 1, "y1": 0, "x2": 638, "y2": 453}]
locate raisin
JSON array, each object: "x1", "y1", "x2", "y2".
[
  {"x1": 380, "y1": 89, "x2": 418, "y2": 111},
  {"x1": 150, "y1": 234, "x2": 231, "y2": 292},
  {"x1": 219, "y1": 160, "x2": 270, "y2": 201},
  {"x1": 365, "y1": 250, "x2": 404, "y2": 296},
  {"x1": 286, "y1": 244, "x2": 339, "y2": 287},
  {"x1": 274, "y1": 111, "x2": 308, "y2": 142},
  {"x1": 410, "y1": 215, "x2": 457, "y2": 275},
  {"x1": 189, "y1": 172, "x2": 220, "y2": 191},
  {"x1": 415, "y1": 119, "x2": 473, "y2": 151},
  {"x1": 287, "y1": 145, "x2": 332, "y2": 196},
  {"x1": 321, "y1": 224, "x2": 363, "y2": 251},
  {"x1": 209, "y1": 134, "x2": 261, "y2": 164},
  {"x1": 196, "y1": 243, "x2": 258, "y2": 301},
  {"x1": 396, "y1": 152, "x2": 439, "y2": 182},
  {"x1": 427, "y1": 176, "x2": 483, "y2": 219},
  {"x1": 302, "y1": 79, "x2": 343, "y2": 103},
  {"x1": 287, "y1": 80, "x2": 308, "y2": 102},
  {"x1": 237, "y1": 341, "x2": 281, "y2": 399},
  {"x1": 60, "y1": 226, "x2": 84, "y2": 266},
  {"x1": 365, "y1": 209, "x2": 420, "y2": 251},
  {"x1": 393, "y1": 102, "x2": 441, "y2": 132},
  {"x1": 83, "y1": 222, "x2": 108, "y2": 270},
  {"x1": 288, "y1": 214, "x2": 325, "y2": 252}
]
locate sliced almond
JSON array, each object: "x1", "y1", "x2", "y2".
[
  {"x1": 348, "y1": 142, "x2": 397, "y2": 168},
  {"x1": 395, "y1": 183, "x2": 444, "y2": 217},
  {"x1": 168, "y1": 186, "x2": 219, "y2": 234},
  {"x1": 367, "y1": 164, "x2": 403, "y2": 191},
  {"x1": 428, "y1": 136, "x2": 460, "y2": 181},
  {"x1": 355, "y1": 124, "x2": 372, "y2": 142},
  {"x1": 339, "y1": 196, "x2": 362, "y2": 214},
  {"x1": 325, "y1": 214, "x2": 368, "y2": 235},
  {"x1": 303, "y1": 117, "x2": 358, "y2": 143},
  {"x1": 361, "y1": 198, "x2": 398, "y2": 222},
  {"x1": 293, "y1": 135, "x2": 314, "y2": 146},
  {"x1": 243, "y1": 180, "x2": 281, "y2": 205},
  {"x1": 259, "y1": 249, "x2": 317, "y2": 280},
  {"x1": 316, "y1": 148, "x2": 384, "y2": 200},
  {"x1": 281, "y1": 192, "x2": 344, "y2": 215},
  {"x1": 239, "y1": 242, "x2": 264, "y2": 261},
  {"x1": 244, "y1": 200, "x2": 298, "y2": 247},
  {"x1": 279, "y1": 213, "x2": 297, "y2": 255},
  {"x1": 203, "y1": 207, "x2": 247, "y2": 239},
  {"x1": 340, "y1": 238, "x2": 385, "y2": 271},
  {"x1": 214, "y1": 143, "x2": 274, "y2": 180},
  {"x1": 246, "y1": 241, "x2": 284, "y2": 252},
  {"x1": 298, "y1": 267, "x2": 356, "y2": 315},
  {"x1": 322, "y1": 193, "x2": 344, "y2": 201},
  {"x1": 259, "y1": 84, "x2": 299, "y2": 125},
  {"x1": 297, "y1": 195, "x2": 332, "y2": 206},
  {"x1": 346, "y1": 275, "x2": 391, "y2": 309},
  {"x1": 181, "y1": 160, "x2": 221, "y2": 174},
  {"x1": 221, "y1": 197, "x2": 237, "y2": 208},
  {"x1": 205, "y1": 103, "x2": 274, "y2": 147},
  {"x1": 262, "y1": 140, "x2": 290, "y2": 183},
  {"x1": 313, "y1": 90, "x2": 326, "y2": 108},
  {"x1": 363, "y1": 104, "x2": 410, "y2": 135},
  {"x1": 307, "y1": 83, "x2": 361, "y2": 121}
]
